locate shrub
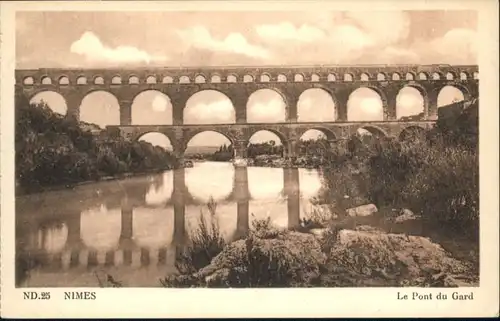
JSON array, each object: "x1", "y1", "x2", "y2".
[
  {"x1": 15, "y1": 100, "x2": 177, "y2": 192},
  {"x1": 161, "y1": 218, "x2": 326, "y2": 288},
  {"x1": 173, "y1": 198, "x2": 226, "y2": 275}
]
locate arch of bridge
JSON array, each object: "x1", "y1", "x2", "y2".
[
  {"x1": 295, "y1": 126, "x2": 338, "y2": 141},
  {"x1": 16, "y1": 65, "x2": 479, "y2": 124}
]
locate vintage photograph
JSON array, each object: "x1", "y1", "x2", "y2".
[{"x1": 14, "y1": 8, "x2": 481, "y2": 289}]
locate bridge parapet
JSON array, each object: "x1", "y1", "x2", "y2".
[{"x1": 16, "y1": 64, "x2": 479, "y2": 85}]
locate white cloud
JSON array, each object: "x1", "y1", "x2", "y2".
[
  {"x1": 345, "y1": 11, "x2": 410, "y2": 46},
  {"x1": 256, "y1": 22, "x2": 326, "y2": 42},
  {"x1": 429, "y1": 28, "x2": 478, "y2": 64},
  {"x1": 176, "y1": 26, "x2": 271, "y2": 59},
  {"x1": 378, "y1": 46, "x2": 421, "y2": 64},
  {"x1": 70, "y1": 31, "x2": 167, "y2": 64}
]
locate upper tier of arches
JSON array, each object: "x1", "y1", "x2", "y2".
[
  {"x1": 26, "y1": 81, "x2": 473, "y2": 126},
  {"x1": 18, "y1": 66, "x2": 479, "y2": 86}
]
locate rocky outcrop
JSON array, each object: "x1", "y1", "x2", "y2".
[
  {"x1": 393, "y1": 208, "x2": 421, "y2": 223},
  {"x1": 165, "y1": 230, "x2": 326, "y2": 287},
  {"x1": 162, "y1": 222, "x2": 477, "y2": 288},
  {"x1": 346, "y1": 204, "x2": 378, "y2": 217},
  {"x1": 322, "y1": 226, "x2": 476, "y2": 287}
]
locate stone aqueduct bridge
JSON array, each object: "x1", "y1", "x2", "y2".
[{"x1": 15, "y1": 64, "x2": 479, "y2": 159}]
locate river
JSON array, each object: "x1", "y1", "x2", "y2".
[{"x1": 16, "y1": 161, "x2": 326, "y2": 287}]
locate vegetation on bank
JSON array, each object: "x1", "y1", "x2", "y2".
[
  {"x1": 199, "y1": 138, "x2": 331, "y2": 167},
  {"x1": 15, "y1": 96, "x2": 178, "y2": 193},
  {"x1": 163, "y1": 99, "x2": 479, "y2": 288},
  {"x1": 320, "y1": 99, "x2": 479, "y2": 238},
  {"x1": 162, "y1": 205, "x2": 476, "y2": 288}
]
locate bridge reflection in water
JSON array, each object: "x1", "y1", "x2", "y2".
[{"x1": 16, "y1": 163, "x2": 323, "y2": 287}]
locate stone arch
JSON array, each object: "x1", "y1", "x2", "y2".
[
  {"x1": 327, "y1": 73, "x2": 336, "y2": 82},
  {"x1": 29, "y1": 90, "x2": 68, "y2": 115},
  {"x1": 94, "y1": 76, "x2": 105, "y2": 85},
  {"x1": 297, "y1": 87, "x2": 337, "y2": 122},
  {"x1": 111, "y1": 75, "x2": 122, "y2": 85},
  {"x1": 179, "y1": 75, "x2": 190, "y2": 84},
  {"x1": 247, "y1": 129, "x2": 288, "y2": 148},
  {"x1": 298, "y1": 127, "x2": 336, "y2": 141},
  {"x1": 246, "y1": 88, "x2": 287, "y2": 123},
  {"x1": 459, "y1": 71, "x2": 469, "y2": 80},
  {"x1": 405, "y1": 72, "x2": 415, "y2": 81},
  {"x1": 195, "y1": 74, "x2": 206, "y2": 83},
  {"x1": 136, "y1": 131, "x2": 174, "y2": 151},
  {"x1": 277, "y1": 74, "x2": 287, "y2": 82},
  {"x1": 436, "y1": 84, "x2": 468, "y2": 107},
  {"x1": 294, "y1": 73, "x2": 304, "y2": 82},
  {"x1": 76, "y1": 76, "x2": 87, "y2": 85},
  {"x1": 162, "y1": 76, "x2": 174, "y2": 84},
  {"x1": 260, "y1": 73, "x2": 271, "y2": 82},
  {"x1": 58, "y1": 76, "x2": 70, "y2": 85},
  {"x1": 79, "y1": 90, "x2": 120, "y2": 128},
  {"x1": 128, "y1": 75, "x2": 140, "y2": 84},
  {"x1": 392, "y1": 73, "x2": 401, "y2": 81},
  {"x1": 243, "y1": 74, "x2": 254, "y2": 83},
  {"x1": 227, "y1": 74, "x2": 238, "y2": 83},
  {"x1": 184, "y1": 129, "x2": 235, "y2": 153},
  {"x1": 431, "y1": 72, "x2": 442, "y2": 80},
  {"x1": 347, "y1": 86, "x2": 387, "y2": 121},
  {"x1": 211, "y1": 75, "x2": 222, "y2": 83},
  {"x1": 311, "y1": 73, "x2": 320, "y2": 82},
  {"x1": 418, "y1": 72, "x2": 428, "y2": 80},
  {"x1": 396, "y1": 85, "x2": 428, "y2": 120},
  {"x1": 343, "y1": 73, "x2": 353, "y2": 82},
  {"x1": 360, "y1": 73, "x2": 370, "y2": 81},
  {"x1": 446, "y1": 72, "x2": 455, "y2": 80},
  {"x1": 377, "y1": 73, "x2": 387, "y2": 81},
  {"x1": 184, "y1": 89, "x2": 236, "y2": 124},
  {"x1": 399, "y1": 125, "x2": 427, "y2": 142},
  {"x1": 131, "y1": 90, "x2": 173, "y2": 125},
  {"x1": 298, "y1": 128, "x2": 335, "y2": 155},
  {"x1": 357, "y1": 125, "x2": 388, "y2": 138},
  {"x1": 23, "y1": 76, "x2": 34, "y2": 85},
  {"x1": 41, "y1": 76, "x2": 52, "y2": 85},
  {"x1": 146, "y1": 75, "x2": 157, "y2": 84}
]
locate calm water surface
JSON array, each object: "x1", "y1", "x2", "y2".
[{"x1": 16, "y1": 162, "x2": 325, "y2": 287}]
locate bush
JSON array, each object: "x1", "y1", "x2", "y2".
[
  {"x1": 172, "y1": 198, "x2": 226, "y2": 276},
  {"x1": 15, "y1": 100, "x2": 178, "y2": 192},
  {"x1": 320, "y1": 100, "x2": 479, "y2": 238},
  {"x1": 161, "y1": 217, "x2": 326, "y2": 288}
]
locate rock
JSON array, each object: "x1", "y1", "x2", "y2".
[
  {"x1": 346, "y1": 204, "x2": 378, "y2": 217},
  {"x1": 332, "y1": 228, "x2": 472, "y2": 284},
  {"x1": 354, "y1": 225, "x2": 384, "y2": 233},
  {"x1": 309, "y1": 204, "x2": 339, "y2": 220},
  {"x1": 194, "y1": 231, "x2": 326, "y2": 287},
  {"x1": 233, "y1": 158, "x2": 248, "y2": 167},
  {"x1": 394, "y1": 208, "x2": 421, "y2": 223},
  {"x1": 309, "y1": 228, "x2": 329, "y2": 237}
]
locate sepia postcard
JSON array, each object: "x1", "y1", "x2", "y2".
[{"x1": 1, "y1": 0, "x2": 498, "y2": 318}]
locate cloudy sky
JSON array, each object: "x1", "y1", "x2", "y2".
[{"x1": 19, "y1": 10, "x2": 477, "y2": 148}]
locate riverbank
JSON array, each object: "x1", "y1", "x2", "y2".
[
  {"x1": 161, "y1": 204, "x2": 479, "y2": 288},
  {"x1": 16, "y1": 166, "x2": 174, "y2": 196}
]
